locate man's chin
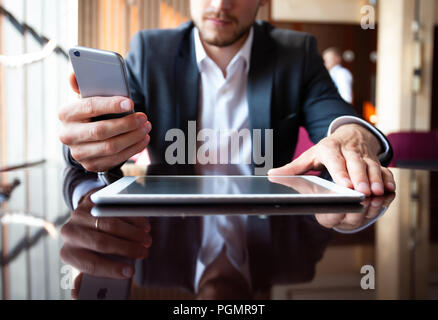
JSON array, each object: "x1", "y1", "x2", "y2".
[
  {"x1": 202, "y1": 36, "x2": 239, "y2": 47},
  {"x1": 199, "y1": 29, "x2": 248, "y2": 48}
]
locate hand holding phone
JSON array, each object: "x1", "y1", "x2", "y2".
[{"x1": 59, "y1": 47, "x2": 152, "y2": 172}]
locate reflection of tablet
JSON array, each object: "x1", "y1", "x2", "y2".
[
  {"x1": 91, "y1": 203, "x2": 366, "y2": 217},
  {"x1": 90, "y1": 175, "x2": 365, "y2": 205}
]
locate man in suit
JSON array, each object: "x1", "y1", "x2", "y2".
[{"x1": 59, "y1": 0, "x2": 395, "y2": 197}]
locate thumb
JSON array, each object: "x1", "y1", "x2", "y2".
[
  {"x1": 69, "y1": 73, "x2": 80, "y2": 95},
  {"x1": 268, "y1": 151, "x2": 315, "y2": 176}
]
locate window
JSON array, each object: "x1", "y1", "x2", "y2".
[{"x1": 0, "y1": 0, "x2": 78, "y2": 168}]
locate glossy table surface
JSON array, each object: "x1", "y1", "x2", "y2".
[{"x1": 0, "y1": 163, "x2": 436, "y2": 300}]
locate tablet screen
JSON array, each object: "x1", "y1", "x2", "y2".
[{"x1": 118, "y1": 176, "x2": 337, "y2": 196}]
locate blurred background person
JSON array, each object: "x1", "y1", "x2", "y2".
[{"x1": 323, "y1": 47, "x2": 353, "y2": 104}]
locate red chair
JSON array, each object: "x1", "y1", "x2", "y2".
[
  {"x1": 293, "y1": 127, "x2": 315, "y2": 161},
  {"x1": 387, "y1": 131, "x2": 438, "y2": 167},
  {"x1": 294, "y1": 128, "x2": 438, "y2": 171},
  {"x1": 292, "y1": 127, "x2": 321, "y2": 175}
]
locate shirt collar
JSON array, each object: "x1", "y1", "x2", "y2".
[
  {"x1": 193, "y1": 26, "x2": 254, "y2": 74},
  {"x1": 331, "y1": 64, "x2": 342, "y2": 72}
]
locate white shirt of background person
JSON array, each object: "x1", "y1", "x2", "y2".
[
  {"x1": 323, "y1": 47, "x2": 353, "y2": 104},
  {"x1": 330, "y1": 64, "x2": 353, "y2": 104}
]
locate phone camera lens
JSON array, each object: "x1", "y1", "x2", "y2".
[{"x1": 74, "y1": 50, "x2": 80, "y2": 57}]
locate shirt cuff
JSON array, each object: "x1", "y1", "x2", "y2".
[
  {"x1": 327, "y1": 116, "x2": 392, "y2": 166},
  {"x1": 72, "y1": 179, "x2": 105, "y2": 209}
]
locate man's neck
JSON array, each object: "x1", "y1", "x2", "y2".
[{"x1": 200, "y1": 31, "x2": 250, "y2": 77}]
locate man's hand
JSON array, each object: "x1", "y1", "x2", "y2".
[
  {"x1": 58, "y1": 74, "x2": 152, "y2": 172},
  {"x1": 268, "y1": 124, "x2": 396, "y2": 197}
]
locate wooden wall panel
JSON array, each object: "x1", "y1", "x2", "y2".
[
  {"x1": 257, "y1": 2, "x2": 270, "y2": 21},
  {"x1": 271, "y1": 0, "x2": 369, "y2": 24},
  {"x1": 376, "y1": 0, "x2": 434, "y2": 134}
]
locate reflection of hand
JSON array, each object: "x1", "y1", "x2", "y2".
[
  {"x1": 315, "y1": 193, "x2": 396, "y2": 231},
  {"x1": 60, "y1": 189, "x2": 152, "y2": 282},
  {"x1": 267, "y1": 175, "x2": 323, "y2": 194},
  {"x1": 268, "y1": 124, "x2": 396, "y2": 197}
]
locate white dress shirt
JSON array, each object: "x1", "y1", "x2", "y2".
[
  {"x1": 329, "y1": 64, "x2": 353, "y2": 104},
  {"x1": 193, "y1": 27, "x2": 253, "y2": 292},
  {"x1": 194, "y1": 27, "x2": 254, "y2": 176}
]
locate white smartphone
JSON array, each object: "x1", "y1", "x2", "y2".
[
  {"x1": 77, "y1": 254, "x2": 133, "y2": 300},
  {"x1": 69, "y1": 46, "x2": 133, "y2": 121}
]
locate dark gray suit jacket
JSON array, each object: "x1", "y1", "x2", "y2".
[{"x1": 65, "y1": 21, "x2": 390, "y2": 170}]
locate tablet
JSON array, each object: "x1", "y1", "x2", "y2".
[{"x1": 90, "y1": 175, "x2": 365, "y2": 205}]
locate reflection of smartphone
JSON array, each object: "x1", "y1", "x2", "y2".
[
  {"x1": 69, "y1": 46, "x2": 133, "y2": 121},
  {"x1": 78, "y1": 254, "x2": 133, "y2": 300},
  {"x1": 78, "y1": 275, "x2": 132, "y2": 300}
]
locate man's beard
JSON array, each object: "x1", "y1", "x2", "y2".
[
  {"x1": 195, "y1": 11, "x2": 253, "y2": 47},
  {"x1": 198, "y1": 23, "x2": 252, "y2": 48}
]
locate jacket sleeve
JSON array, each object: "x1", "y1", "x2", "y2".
[
  {"x1": 299, "y1": 35, "x2": 393, "y2": 166},
  {"x1": 300, "y1": 35, "x2": 357, "y2": 144}
]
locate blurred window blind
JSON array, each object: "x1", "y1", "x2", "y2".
[
  {"x1": 0, "y1": 0, "x2": 76, "y2": 299},
  {"x1": 79, "y1": 0, "x2": 191, "y2": 56},
  {"x1": 1, "y1": 3, "x2": 6, "y2": 168},
  {"x1": 0, "y1": 0, "x2": 78, "y2": 168}
]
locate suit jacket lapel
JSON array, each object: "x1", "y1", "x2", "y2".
[
  {"x1": 247, "y1": 22, "x2": 275, "y2": 161},
  {"x1": 175, "y1": 22, "x2": 200, "y2": 164}
]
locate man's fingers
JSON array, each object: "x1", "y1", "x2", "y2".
[
  {"x1": 365, "y1": 197, "x2": 385, "y2": 219},
  {"x1": 71, "y1": 273, "x2": 83, "y2": 300},
  {"x1": 61, "y1": 246, "x2": 135, "y2": 280},
  {"x1": 80, "y1": 136, "x2": 150, "y2": 172},
  {"x1": 61, "y1": 224, "x2": 149, "y2": 259},
  {"x1": 381, "y1": 167, "x2": 396, "y2": 192},
  {"x1": 59, "y1": 96, "x2": 134, "y2": 122},
  {"x1": 69, "y1": 73, "x2": 80, "y2": 94},
  {"x1": 341, "y1": 211, "x2": 366, "y2": 228},
  {"x1": 342, "y1": 150, "x2": 371, "y2": 196},
  {"x1": 314, "y1": 213, "x2": 346, "y2": 229},
  {"x1": 317, "y1": 142, "x2": 352, "y2": 188},
  {"x1": 96, "y1": 217, "x2": 152, "y2": 247},
  {"x1": 60, "y1": 112, "x2": 149, "y2": 145},
  {"x1": 70, "y1": 125, "x2": 150, "y2": 162},
  {"x1": 364, "y1": 158, "x2": 384, "y2": 196},
  {"x1": 121, "y1": 217, "x2": 151, "y2": 232},
  {"x1": 268, "y1": 149, "x2": 315, "y2": 176},
  {"x1": 70, "y1": 211, "x2": 152, "y2": 247}
]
